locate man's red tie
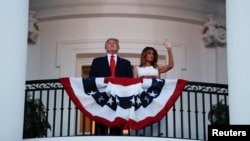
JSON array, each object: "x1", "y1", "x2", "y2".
[{"x1": 110, "y1": 55, "x2": 116, "y2": 77}]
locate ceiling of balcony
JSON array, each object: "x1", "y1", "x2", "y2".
[{"x1": 29, "y1": 0, "x2": 225, "y2": 24}]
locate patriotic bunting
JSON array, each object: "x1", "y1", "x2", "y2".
[{"x1": 60, "y1": 77, "x2": 187, "y2": 130}]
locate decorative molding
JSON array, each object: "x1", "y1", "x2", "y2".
[
  {"x1": 28, "y1": 10, "x2": 39, "y2": 45},
  {"x1": 202, "y1": 14, "x2": 227, "y2": 47}
]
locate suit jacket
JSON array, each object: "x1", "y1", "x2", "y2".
[{"x1": 89, "y1": 55, "x2": 133, "y2": 77}]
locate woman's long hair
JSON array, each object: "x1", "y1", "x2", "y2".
[{"x1": 139, "y1": 47, "x2": 158, "y2": 68}]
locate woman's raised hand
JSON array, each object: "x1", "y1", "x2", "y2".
[{"x1": 163, "y1": 39, "x2": 172, "y2": 49}]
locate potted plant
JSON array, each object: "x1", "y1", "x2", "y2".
[
  {"x1": 23, "y1": 93, "x2": 51, "y2": 138},
  {"x1": 208, "y1": 99, "x2": 229, "y2": 125}
]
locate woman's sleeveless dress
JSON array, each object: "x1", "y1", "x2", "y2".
[{"x1": 137, "y1": 66, "x2": 159, "y2": 78}]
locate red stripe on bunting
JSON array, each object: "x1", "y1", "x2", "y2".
[{"x1": 104, "y1": 77, "x2": 143, "y2": 86}]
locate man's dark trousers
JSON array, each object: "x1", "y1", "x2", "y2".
[{"x1": 95, "y1": 122, "x2": 122, "y2": 135}]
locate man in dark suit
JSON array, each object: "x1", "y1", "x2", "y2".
[{"x1": 89, "y1": 38, "x2": 133, "y2": 135}]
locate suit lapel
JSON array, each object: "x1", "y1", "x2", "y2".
[
  {"x1": 104, "y1": 56, "x2": 111, "y2": 74},
  {"x1": 116, "y1": 56, "x2": 123, "y2": 73},
  {"x1": 116, "y1": 56, "x2": 120, "y2": 70}
]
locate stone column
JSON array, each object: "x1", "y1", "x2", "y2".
[
  {"x1": 226, "y1": 0, "x2": 250, "y2": 124},
  {"x1": 0, "y1": 0, "x2": 29, "y2": 140}
]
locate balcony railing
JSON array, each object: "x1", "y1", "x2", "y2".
[{"x1": 24, "y1": 79, "x2": 228, "y2": 140}]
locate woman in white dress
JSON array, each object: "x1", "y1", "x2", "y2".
[{"x1": 133, "y1": 39, "x2": 174, "y2": 78}]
